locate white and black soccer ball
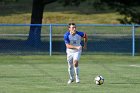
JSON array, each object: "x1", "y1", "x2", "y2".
[{"x1": 94, "y1": 75, "x2": 104, "y2": 85}]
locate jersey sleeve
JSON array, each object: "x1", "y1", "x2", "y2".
[
  {"x1": 77, "y1": 31, "x2": 85, "y2": 37},
  {"x1": 64, "y1": 32, "x2": 70, "y2": 44}
]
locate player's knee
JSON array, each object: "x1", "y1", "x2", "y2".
[{"x1": 74, "y1": 61, "x2": 78, "y2": 67}]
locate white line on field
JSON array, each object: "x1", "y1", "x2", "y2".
[
  {"x1": 116, "y1": 64, "x2": 140, "y2": 68},
  {"x1": 129, "y1": 65, "x2": 140, "y2": 68}
]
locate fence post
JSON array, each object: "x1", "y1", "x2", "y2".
[
  {"x1": 49, "y1": 24, "x2": 52, "y2": 56},
  {"x1": 132, "y1": 24, "x2": 135, "y2": 56}
]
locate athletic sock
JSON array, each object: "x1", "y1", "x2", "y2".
[
  {"x1": 68, "y1": 66, "x2": 74, "y2": 80},
  {"x1": 74, "y1": 67, "x2": 79, "y2": 78}
]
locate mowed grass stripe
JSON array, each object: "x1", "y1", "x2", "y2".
[{"x1": 0, "y1": 55, "x2": 140, "y2": 93}]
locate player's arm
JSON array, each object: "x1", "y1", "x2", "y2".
[
  {"x1": 83, "y1": 33, "x2": 87, "y2": 50},
  {"x1": 66, "y1": 44, "x2": 82, "y2": 50}
]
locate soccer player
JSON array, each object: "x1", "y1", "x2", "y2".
[{"x1": 64, "y1": 23, "x2": 87, "y2": 84}]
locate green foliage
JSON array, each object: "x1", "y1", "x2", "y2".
[
  {"x1": 0, "y1": 0, "x2": 18, "y2": 2},
  {"x1": 98, "y1": 0, "x2": 140, "y2": 24},
  {"x1": 58, "y1": 0, "x2": 81, "y2": 6},
  {"x1": 57, "y1": 0, "x2": 140, "y2": 24}
]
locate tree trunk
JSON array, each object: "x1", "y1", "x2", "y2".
[
  {"x1": 27, "y1": 0, "x2": 45, "y2": 47},
  {"x1": 27, "y1": 0, "x2": 58, "y2": 47}
]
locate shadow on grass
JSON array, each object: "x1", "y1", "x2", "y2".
[
  {"x1": 0, "y1": 36, "x2": 139, "y2": 55},
  {"x1": 0, "y1": 39, "x2": 49, "y2": 55}
]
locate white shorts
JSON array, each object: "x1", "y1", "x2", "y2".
[{"x1": 66, "y1": 49, "x2": 82, "y2": 64}]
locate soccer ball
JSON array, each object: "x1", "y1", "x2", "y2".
[{"x1": 94, "y1": 75, "x2": 104, "y2": 85}]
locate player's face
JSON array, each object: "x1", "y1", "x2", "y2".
[{"x1": 69, "y1": 25, "x2": 76, "y2": 35}]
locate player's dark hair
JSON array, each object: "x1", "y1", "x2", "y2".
[{"x1": 68, "y1": 23, "x2": 76, "y2": 27}]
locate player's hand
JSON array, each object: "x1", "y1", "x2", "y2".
[
  {"x1": 76, "y1": 46, "x2": 82, "y2": 50},
  {"x1": 83, "y1": 45, "x2": 87, "y2": 50}
]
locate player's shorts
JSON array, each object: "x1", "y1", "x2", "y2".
[{"x1": 66, "y1": 49, "x2": 82, "y2": 63}]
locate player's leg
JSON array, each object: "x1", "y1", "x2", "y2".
[
  {"x1": 67, "y1": 53, "x2": 74, "y2": 84},
  {"x1": 73, "y1": 60, "x2": 80, "y2": 83},
  {"x1": 73, "y1": 50, "x2": 82, "y2": 83}
]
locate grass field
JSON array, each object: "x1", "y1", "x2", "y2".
[{"x1": 0, "y1": 55, "x2": 140, "y2": 93}]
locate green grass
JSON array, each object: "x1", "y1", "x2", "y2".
[{"x1": 0, "y1": 55, "x2": 140, "y2": 93}]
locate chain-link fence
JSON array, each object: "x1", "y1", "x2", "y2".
[{"x1": 0, "y1": 24, "x2": 139, "y2": 56}]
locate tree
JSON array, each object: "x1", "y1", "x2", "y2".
[
  {"x1": 60, "y1": 0, "x2": 140, "y2": 24},
  {"x1": 0, "y1": 0, "x2": 18, "y2": 2},
  {"x1": 92, "y1": 0, "x2": 140, "y2": 24},
  {"x1": 0, "y1": 0, "x2": 18, "y2": 4},
  {"x1": 27, "y1": 0, "x2": 57, "y2": 47}
]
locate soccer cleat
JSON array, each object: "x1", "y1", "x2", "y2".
[
  {"x1": 67, "y1": 79, "x2": 74, "y2": 84},
  {"x1": 76, "y1": 77, "x2": 80, "y2": 83}
]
